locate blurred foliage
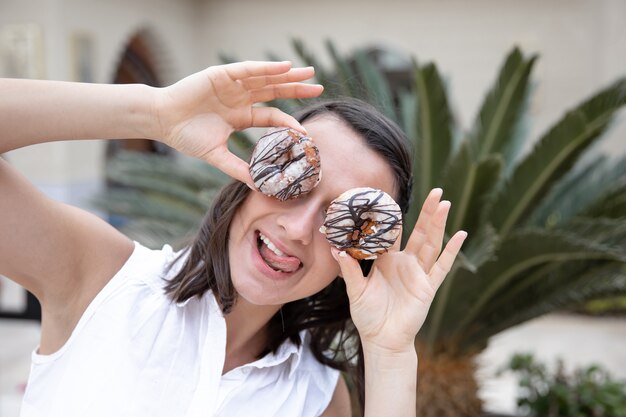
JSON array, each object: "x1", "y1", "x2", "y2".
[
  {"x1": 505, "y1": 353, "x2": 626, "y2": 417},
  {"x1": 580, "y1": 296, "x2": 626, "y2": 316}
]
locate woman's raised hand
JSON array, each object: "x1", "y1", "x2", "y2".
[
  {"x1": 333, "y1": 188, "x2": 467, "y2": 354},
  {"x1": 152, "y1": 61, "x2": 323, "y2": 186}
]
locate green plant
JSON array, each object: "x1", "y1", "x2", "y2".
[
  {"x1": 95, "y1": 40, "x2": 626, "y2": 416},
  {"x1": 504, "y1": 353, "x2": 626, "y2": 417}
]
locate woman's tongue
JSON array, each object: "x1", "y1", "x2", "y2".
[{"x1": 259, "y1": 242, "x2": 301, "y2": 273}]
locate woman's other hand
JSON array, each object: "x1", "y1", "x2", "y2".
[
  {"x1": 153, "y1": 61, "x2": 323, "y2": 186},
  {"x1": 333, "y1": 188, "x2": 467, "y2": 354}
]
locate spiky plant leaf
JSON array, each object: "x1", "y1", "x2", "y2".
[
  {"x1": 442, "y1": 142, "x2": 503, "y2": 236},
  {"x1": 448, "y1": 228, "x2": 626, "y2": 336},
  {"x1": 583, "y1": 176, "x2": 626, "y2": 219},
  {"x1": 527, "y1": 155, "x2": 609, "y2": 227},
  {"x1": 557, "y1": 217, "x2": 626, "y2": 244},
  {"x1": 460, "y1": 224, "x2": 500, "y2": 270},
  {"x1": 92, "y1": 188, "x2": 206, "y2": 227},
  {"x1": 488, "y1": 78, "x2": 626, "y2": 236},
  {"x1": 469, "y1": 47, "x2": 536, "y2": 169},
  {"x1": 422, "y1": 224, "x2": 500, "y2": 351},
  {"x1": 461, "y1": 263, "x2": 626, "y2": 349},
  {"x1": 476, "y1": 217, "x2": 626, "y2": 318},
  {"x1": 353, "y1": 50, "x2": 396, "y2": 121},
  {"x1": 411, "y1": 60, "x2": 454, "y2": 207},
  {"x1": 291, "y1": 38, "x2": 334, "y2": 91},
  {"x1": 106, "y1": 151, "x2": 230, "y2": 189},
  {"x1": 325, "y1": 40, "x2": 362, "y2": 97}
]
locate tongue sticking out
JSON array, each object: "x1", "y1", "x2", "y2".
[{"x1": 259, "y1": 242, "x2": 301, "y2": 273}]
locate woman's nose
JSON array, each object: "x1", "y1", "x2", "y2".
[{"x1": 276, "y1": 199, "x2": 323, "y2": 246}]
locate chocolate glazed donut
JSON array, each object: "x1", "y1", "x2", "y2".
[
  {"x1": 249, "y1": 128, "x2": 322, "y2": 201},
  {"x1": 320, "y1": 187, "x2": 402, "y2": 260}
]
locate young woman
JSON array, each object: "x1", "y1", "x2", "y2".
[{"x1": 0, "y1": 61, "x2": 466, "y2": 417}]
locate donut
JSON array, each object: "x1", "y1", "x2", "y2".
[
  {"x1": 319, "y1": 187, "x2": 402, "y2": 260},
  {"x1": 249, "y1": 127, "x2": 322, "y2": 201}
]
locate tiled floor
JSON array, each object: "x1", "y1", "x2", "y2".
[{"x1": 1, "y1": 314, "x2": 625, "y2": 416}]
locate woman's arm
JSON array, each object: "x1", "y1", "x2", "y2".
[
  {"x1": 0, "y1": 61, "x2": 322, "y2": 350},
  {"x1": 1, "y1": 61, "x2": 322, "y2": 184},
  {"x1": 0, "y1": 80, "x2": 154, "y2": 152},
  {"x1": 333, "y1": 188, "x2": 467, "y2": 417}
]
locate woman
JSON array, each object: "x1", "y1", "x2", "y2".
[{"x1": 0, "y1": 61, "x2": 466, "y2": 417}]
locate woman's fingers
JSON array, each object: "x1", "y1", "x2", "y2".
[
  {"x1": 250, "y1": 107, "x2": 307, "y2": 133},
  {"x1": 418, "y1": 200, "x2": 450, "y2": 271},
  {"x1": 201, "y1": 146, "x2": 254, "y2": 188},
  {"x1": 241, "y1": 67, "x2": 315, "y2": 90},
  {"x1": 405, "y1": 188, "x2": 442, "y2": 254},
  {"x1": 222, "y1": 61, "x2": 293, "y2": 81},
  {"x1": 250, "y1": 83, "x2": 324, "y2": 103},
  {"x1": 429, "y1": 230, "x2": 467, "y2": 289},
  {"x1": 332, "y1": 248, "x2": 367, "y2": 303}
]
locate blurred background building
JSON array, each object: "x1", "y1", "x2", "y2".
[{"x1": 1, "y1": 0, "x2": 625, "y2": 416}]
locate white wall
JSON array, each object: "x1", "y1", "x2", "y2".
[{"x1": 197, "y1": 0, "x2": 626, "y2": 158}]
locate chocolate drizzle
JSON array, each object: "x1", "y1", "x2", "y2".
[
  {"x1": 322, "y1": 188, "x2": 402, "y2": 259},
  {"x1": 249, "y1": 128, "x2": 321, "y2": 201}
]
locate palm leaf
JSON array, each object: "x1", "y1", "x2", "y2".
[
  {"x1": 449, "y1": 228, "x2": 626, "y2": 336},
  {"x1": 291, "y1": 38, "x2": 334, "y2": 92},
  {"x1": 106, "y1": 151, "x2": 230, "y2": 189},
  {"x1": 461, "y1": 263, "x2": 626, "y2": 348},
  {"x1": 325, "y1": 40, "x2": 362, "y2": 97},
  {"x1": 469, "y1": 47, "x2": 537, "y2": 169},
  {"x1": 353, "y1": 50, "x2": 396, "y2": 121},
  {"x1": 442, "y1": 141, "x2": 503, "y2": 236},
  {"x1": 583, "y1": 176, "x2": 626, "y2": 219},
  {"x1": 527, "y1": 155, "x2": 609, "y2": 227},
  {"x1": 92, "y1": 188, "x2": 206, "y2": 227},
  {"x1": 411, "y1": 60, "x2": 454, "y2": 206},
  {"x1": 488, "y1": 78, "x2": 626, "y2": 236}
]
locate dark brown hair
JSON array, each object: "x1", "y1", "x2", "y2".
[{"x1": 164, "y1": 98, "x2": 413, "y2": 415}]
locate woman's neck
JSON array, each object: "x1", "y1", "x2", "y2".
[{"x1": 222, "y1": 298, "x2": 282, "y2": 374}]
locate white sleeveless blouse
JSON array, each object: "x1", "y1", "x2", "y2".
[{"x1": 20, "y1": 242, "x2": 339, "y2": 417}]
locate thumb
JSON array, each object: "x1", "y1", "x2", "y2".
[
  {"x1": 203, "y1": 146, "x2": 255, "y2": 189},
  {"x1": 331, "y1": 248, "x2": 366, "y2": 303}
]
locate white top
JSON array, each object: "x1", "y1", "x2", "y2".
[{"x1": 20, "y1": 242, "x2": 339, "y2": 417}]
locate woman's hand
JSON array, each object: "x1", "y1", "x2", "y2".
[
  {"x1": 333, "y1": 188, "x2": 467, "y2": 353},
  {"x1": 152, "y1": 61, "x2": 323, "y2": 186}
]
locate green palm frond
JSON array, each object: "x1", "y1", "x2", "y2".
[
  {"x1": 468, "y1": 47, "x2": 537, "y2": 168},
  {"x1": 442, "y1": 142, "x2": 503, "y2": 237},
  {"x1": 446, "y1": 228, "x2": 626, "y2": 337},
  {"x1": 527, "y1": 155, "x2": 609, "y2": 227},
  {"x1": 461, "y1": 263, "x2": 626, "y2": 349},
  {"x1": 291, "y1": 38, "x2": 335, "y2": 91},
  {"x1": 410, "y1": 60, "x2": 454, "y2": 207},
  {"x1": 353, "y1": 50, "x2": 396, "y2": 121},
  {"x1": 92, "y1": 188, "x2": 206, "y2": 227},
  {"x1": 325, "y1": 40, "x2": 362, "y2": 97},
  {"x1": 488, "y1": 78, "x2": 626, "y2": 237},
  {"x1": 583, "y1": 176, "x2": 626, "y2": 219},
  {"x1": 558, "y1": 217, "x2": 626, "y2": 244}
]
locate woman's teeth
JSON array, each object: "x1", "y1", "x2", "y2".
[{"x1": 259, "y1": 232, "x2": 286, "y2": 257}]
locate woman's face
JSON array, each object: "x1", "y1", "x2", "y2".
[{"x1": 228, "y1": 115, "x2": 398, "y2": 306}]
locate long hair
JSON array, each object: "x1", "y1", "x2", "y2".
[{"x1": 164, "y1": 98, "x2": 413, "y2": 416}]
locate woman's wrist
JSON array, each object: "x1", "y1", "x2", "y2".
[
  {"x1": 129, "y1": 83, "x2": 162, "y2": 141},
  {"x1": 362, "y1": 343, "x2": 417, "y2": 367}
]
